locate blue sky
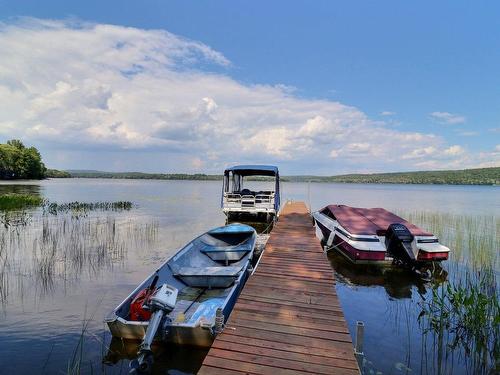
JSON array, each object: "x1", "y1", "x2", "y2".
[{"x1": 0, "y1": 1, "x2": 498, "y2": 174}]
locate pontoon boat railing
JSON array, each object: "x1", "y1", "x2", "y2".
[{"x1": 223, "y1": 192, "x2": 275, "y2": 209}]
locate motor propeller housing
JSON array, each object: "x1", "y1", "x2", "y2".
[
  {"x1": 131, "y1": 283, "x2": 178, "y2": 374},
  {"x1": 385, "y1": 223, "x2": 416, "y2": 266}
]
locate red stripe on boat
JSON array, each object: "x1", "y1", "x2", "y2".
[
  {"x1": 417, "y1": 251, "x2": 449, "y2": 261},
  {"x1": 333, "y1": 236, "x2": 385, "y2": 261}
]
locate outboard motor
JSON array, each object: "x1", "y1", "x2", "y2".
[
  {"x1": 385, "y1": 223, "x2": 416, "y2": 267},
  {"x1": 130, "y1": 283, "x2": 178, "y2": 374}
]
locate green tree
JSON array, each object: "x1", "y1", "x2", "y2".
[{"x1": 0, "y1": 140, "x2": 46, "y2": 180}]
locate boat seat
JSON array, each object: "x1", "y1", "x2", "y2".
[
  {"x1": 175, "y1": 266, "x2": 241, "y2": 277},
  {"x1": 173, "y1": 266, "x2": 242, "y2": 288},
  {"x1": 201, "y1": 246, "x2": 251, "y2": 253},
  {"x1": 201, "y1": 246, "x2": 252, "y2": 262}
]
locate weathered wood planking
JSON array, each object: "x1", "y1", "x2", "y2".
[{"x1": 198, "y1": 201, "x2": 359, "y2": 375}]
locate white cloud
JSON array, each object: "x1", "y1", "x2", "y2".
[
  {"x1": 458, "y1": 131, "x2": 479, "y2": 136},
  {"x1": 443, "y1": 145, "x2": 465, "y2": 156},
  {"x1": 380, "y1": 111, "x2": 395, "y2": 116},
  {"x1": 402, "y1": 146, "x2": 437, "y2": 160},
  {"x1": 0, "y1": 18, "x2": 492, "y2": 173},
  {"x1": 329, "y1": 149, "x2": 339, "y2": 158},
  {"x1": 429, "y1": 111, "x2": 466, "y2": 125}
]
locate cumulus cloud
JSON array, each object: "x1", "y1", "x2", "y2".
[
  {"x1": 0, "y1": 18, "x2": 494, "y2": 173},
  {"x1": 443, "y1": 145, "x2": 465, "y2": 156},
  {"x1": 429, "y1": 111, "x2": 466, "y2": 125}
]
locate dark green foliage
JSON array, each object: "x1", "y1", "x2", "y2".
[
  {"x1": 0, "y1": 139, "x2": 47, "y2": 179},
  {"x1": 45, "y1": 169, "x2": 71, "y2": 178}
]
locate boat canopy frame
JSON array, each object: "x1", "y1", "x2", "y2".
[{"x1": 221, "y1": 165, "x2": 280, "y2": 214}]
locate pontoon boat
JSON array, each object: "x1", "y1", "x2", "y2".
[{"x1": 221, "y1": 165, "x2": 280, "y2": 221}]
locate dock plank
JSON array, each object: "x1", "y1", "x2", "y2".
[{"x1": 198, "y1": 201, "x2": 359, "y2": 374}]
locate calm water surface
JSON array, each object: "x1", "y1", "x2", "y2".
[{"x1": 0, "y1": 179, "x2": 498, "y2": 374}]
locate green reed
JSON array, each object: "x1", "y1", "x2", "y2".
[
  {"x1": 394, "y1": 210, "x2": 499, "y2": 374},
  {"x1": 0, "y1": 193, "x2": 43, "y2": 211},
  {"x1": 43, "y1": 201, "x2": 133, "y2": 216},
  {"x1": 419, "y1": 269, "x2": 499, "y2": 374},
  {"x1": 397, "y1": 210, "x2": 499, "y2": 271},
  {"x1": 0, "y1": 214, "x2": 159, "y2": 303}
]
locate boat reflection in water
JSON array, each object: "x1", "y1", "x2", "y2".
[
  {"x1": 103, "y1": 337, "x2": 208, "y2": 374},
  {"x1": 327, "y1": 250, "x2": 448, "y2": 299}
]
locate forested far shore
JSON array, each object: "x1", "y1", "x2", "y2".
[
  {"x1": 59, "y1": 167, "x2": 499, "y2": 185},
  {"x1": 1, "y1": 138, "x2": 498, "y2": 185}
]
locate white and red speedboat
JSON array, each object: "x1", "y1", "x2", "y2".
[{"x1": 313, "y1": 205, "x2": 450, "y2": 266}]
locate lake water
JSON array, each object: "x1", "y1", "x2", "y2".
[{"x1": 0, "y1": 179, "x2": 498, "y2": 374}]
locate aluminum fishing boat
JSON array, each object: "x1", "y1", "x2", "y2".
[
  {"x1": 105, "y1": 223, "x2": 257, "y2": 348},
  {"x1": 313, "y1": 205, "x2": 450, "y2": 266}
]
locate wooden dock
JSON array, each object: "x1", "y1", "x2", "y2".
[{"x1": 198, "y1": 201, "x2": 360, "y2": 375}]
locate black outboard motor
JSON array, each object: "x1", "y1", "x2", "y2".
[{"x1": 385, "y1": 223, "x2": 416, "y2": 267}]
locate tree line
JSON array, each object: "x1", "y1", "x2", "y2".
[
  {"x1": 67, "y1": 167, "x2": 499, "y2": 185},
  {"x1": 0, "y1": 139, "x2": 46, "y2": 180}
]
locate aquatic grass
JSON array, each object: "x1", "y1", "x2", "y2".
[
  {"x1": 0, "y1": 193, "x2": 43, "y2": 211},
  {"x1": 0, "y1": 214, "x2": 159, "y2": 302},
  {"x1": 44, "y1": 201, "x2": 133, "y2": 214},
  {"x1": 419, "y1": 269, "x2": 499, "y2": 374},
  {"x1": 66, "y1": 299, "x2": 106, "y2": 375},
  {"x1": 396, "y1": 210, "x2": 499, "y2": 271},
  {"x1": 395, "y1": 210, "x2": 500, "y2": 374},
  {"x1": 365, "y1": 210, "x2": 500, "y2": 374}
]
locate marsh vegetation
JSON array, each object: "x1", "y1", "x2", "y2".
[
  {"x1": 385, "y1": 210, "x2": 500, "y2": 374},
  {"x1": 0, "y1": 193, "x2": 44, "y2": 211}
]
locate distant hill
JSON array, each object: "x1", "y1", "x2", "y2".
[
  {"x1": 287, "y1": 167, "x2": 500, "y2": 185},
  {"x1": 66, "y1": 170, "x2": 221, "y2": 180},
  {"x1": 60, "y1": 167, "x2": 500, "y2": 185}
]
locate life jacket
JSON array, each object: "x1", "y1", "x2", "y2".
[{"x1": 129, "y1": 288, "x2": 156, "y2": 321}]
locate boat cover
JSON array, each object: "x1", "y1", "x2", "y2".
[{"x1": 326, "y1": 205, "x2": 433, "y2": 236}]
